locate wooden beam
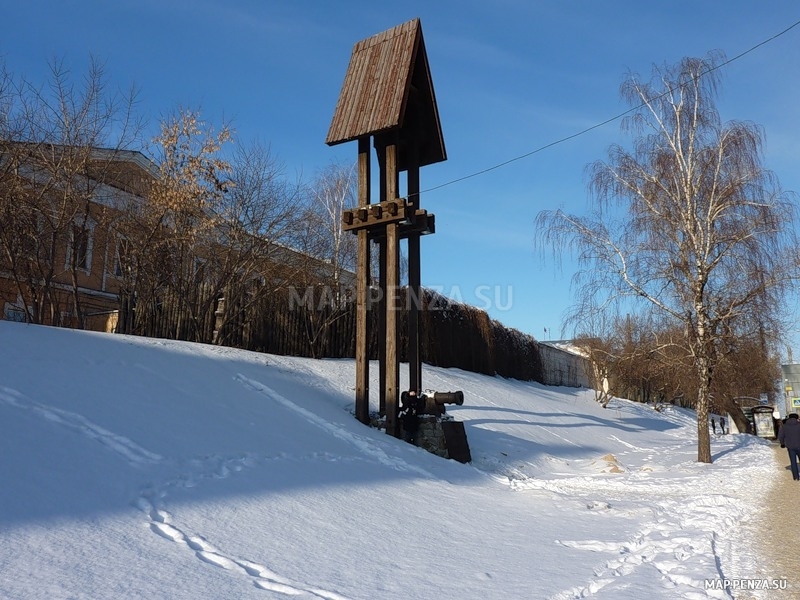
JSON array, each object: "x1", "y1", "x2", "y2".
[
  {"x1": 407, "y1": 161, "x2": 421, "y2": 395},
  {"x1": 378, "y1": 235, "x2": 386, "y2": 416},
  {"x1": 341, "y1": 198, "x2": 411, "y2": 232},
  {"x1": 384, "y1": 141, "x2": 400, "y2": 438},
  {"x1": 375, "y1": 136, "x2": 387, "y2": 417},
  {"x1": 355, "y1": 136, "x2": 371, "y2": 424},
  {"x1": 366, "y1": 209, "x2": 434, "y2": 240},
  {"x1": 408, "y1": 233, "x2": 421, "y2": 393},
  {"x1": 385, "y1": 220, "x2": 400, "y2": 438},
  {"x1": 358, "y1": 137, "x2": 371, "y2": 206},
  {"x1": 356, "y1": 231, "x2": 370, "y2": 424}
]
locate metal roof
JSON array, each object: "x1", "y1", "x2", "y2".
[{"x1": 325, "y1": 18, "x2": 446, "y2": 169}]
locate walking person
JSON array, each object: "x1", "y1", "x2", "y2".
[
  {"x1": 710, "y1": 417, "x2": 717, "y2": 435},
  {"x1": 720, "y1": 417, "x2": 726, "y2": 434},
  {"x1": 778, "y1": 413, "x2": 800, "y2": 481}
]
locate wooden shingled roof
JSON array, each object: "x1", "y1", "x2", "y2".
[{"x1": 326, "y1": 18, "x2": 446, "y2": 170}]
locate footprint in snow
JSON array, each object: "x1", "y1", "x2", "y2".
[
  {"x1": 136, "y1": 492, "x2": 351, "y2": 598},
  {"x1": 0, "y1": 386, "x2": 162, "y2": 467}
]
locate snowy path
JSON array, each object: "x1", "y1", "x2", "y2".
[
  {"x1": 748, "y1": 445, "x2": 800, "y2": 599},
  {"x1": 2, "y1": 375, "x2": 776, "y2": 599},
  {"x1": 496, "y1": 474, "x2": 748, "y2": 598}
]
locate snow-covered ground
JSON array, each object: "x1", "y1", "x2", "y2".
[{"x1": 0, "y1": 321, "x2": 785, "y2": 599}]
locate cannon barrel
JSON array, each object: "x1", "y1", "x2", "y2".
[
  {"x1": 429, "y1": 391, "x2": 464, "y2": 406},
  {"x1": 420, "y1": 390, "x2": 464, "y2": 415},
  {"x1": 402, "y1": 390, "x2": 465, "y2": 417}
]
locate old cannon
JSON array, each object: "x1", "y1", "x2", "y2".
[
  {"x1": 398, "y1": 389, "x2": 470, "y2": 462},
  {"x1": 400, "y1": 389, "x2": 464, "y2": 418}
]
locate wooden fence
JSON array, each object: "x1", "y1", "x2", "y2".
[{"x1": 118, "y1": 286, "x2": 545, "y2": 382}]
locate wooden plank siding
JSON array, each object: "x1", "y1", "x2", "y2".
[
  {"x1": 326, "y1": 20, "x2": 417, "y2": 143},
  {"x1": 326, "y1": 18, "x2": 446, "y2": 169}
]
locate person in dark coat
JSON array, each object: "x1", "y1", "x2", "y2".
[
  {"x1": 710, "y1": 417, "x2": 717, "y2": 434},
  {"x1": 399, "y1": 390, "x2": 421, "y2": 444},
  {"x1": 778, "y1": 413, "x2": 800, "y2": 480}
]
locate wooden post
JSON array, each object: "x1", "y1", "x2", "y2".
[
  {"x1": 407, "y1": 157, "x2": 422, "y2": 394},
  {"x1": 355, "y1": 136, "x2": 371, "y2": 424},
  {"x1": 378, "y1": 236, "x2": 387, "y2": 415},
  {"x1": 376, "y1": 140, "x2": 388, "y2": 416},
  {"x1": 384, "y1": 140, "x2": 400, "y2": 437}
]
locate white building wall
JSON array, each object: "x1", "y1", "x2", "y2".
[{"x1": 538, "y1": 342, "x2": 592, "y2": 388}]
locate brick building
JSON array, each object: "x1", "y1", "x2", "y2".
[{"x1": 0, "y1": 145, "x2": 155, "y2": 332}]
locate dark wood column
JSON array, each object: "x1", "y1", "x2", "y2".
[
  {"x1": 407, "y1": 150, "x2": 422, "y2": 394},
  {"x1": 383, "y1": 139, "x2": 401, "y2": 437},
  {"x1": 354, "y1": 136, "x2": 371, "y2": 424}
]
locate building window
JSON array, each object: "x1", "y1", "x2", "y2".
[
  {"x1": 112, "y1": 237, "x2": 130, "y2": 279},
  {"x1": 3, "y1": 302, "x2": 28, "y2": 322},
  {"x1": 193, "y1": 256, "x2": 207, "y2": 285},
  {"x1": 66, "y1": 218, "x2": 95, "y2": 272}
]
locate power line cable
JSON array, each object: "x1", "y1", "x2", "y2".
[{"x1": 415, "y1": 18, "x2": 800, "y2": 197}]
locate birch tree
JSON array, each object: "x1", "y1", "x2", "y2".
[
  {"x1": 293, "y1": 160, "x2": 358, "y2": 357},
  {"x1": 301, "y1": 160, "x2": 358, "y2": 293},
  {"x1": 536, "y1": 53, "x2": 798, "y2": 463}
]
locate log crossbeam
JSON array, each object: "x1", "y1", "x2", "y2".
[{"x1": 342, "y1": 198, "x2": 411, "y2": 232}]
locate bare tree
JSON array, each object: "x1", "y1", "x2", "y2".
[
  {"x1": 112, "y1": 108, "x2": 232, "y2": 339},
  {"x1": 536, "y1": 53, "x2": 798, "y2": 463},
  {"x1": 572, "y1": 309, "x2": 618, "y2": 407},
  {"x1": 211, "y1": 140, "x2": 306, "y2": 346},
  {"x1": 575, "y1": 311, "x2": 668, "y2": 409},
  {"x1": 292, "y1": 160, "x2": 358, "y2": 357},
  {"x1": 300, "y1": 160, "x2": 358, "y2": 290},
  {"x1": 576, "y1": 335, "x2": 614, "y2": 407}
]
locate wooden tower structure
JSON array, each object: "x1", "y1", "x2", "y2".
[{"x1": 326, "y1": 18, "x2": 446, "y2": 437}]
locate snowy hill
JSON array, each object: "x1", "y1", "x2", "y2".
[{"x1": 0, "y1": 321, "x2": 779, "y2": 599}]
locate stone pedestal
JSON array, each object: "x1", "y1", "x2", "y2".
[
  {"x1": 374, "y1": 412, "x2": 471, "y2": 463},
  {"x1": 414, "y1": 415, "x2": 449, "y2": 458}
]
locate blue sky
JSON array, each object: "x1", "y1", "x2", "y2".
[{"x1": 3, "y1": 1, "x2": 800, "y2": 348}]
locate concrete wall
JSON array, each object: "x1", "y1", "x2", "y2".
[{"x1": 538, "y1": 342, "x2": 592, "y2": 388}]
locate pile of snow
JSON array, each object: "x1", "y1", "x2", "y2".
[{"x1": 0, "y1": 321, "x2": 783, "y2": 599}]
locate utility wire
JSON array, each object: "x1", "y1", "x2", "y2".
[{"x1": 415, "y1": 18, "x2": 800, "y2": 197}]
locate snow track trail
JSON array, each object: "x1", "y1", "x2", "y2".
[
  {"x1": 0, "y1": 384, "x2": 352, "y2": 597},
  {"x1": 136, "y1": 488, "x2": 350, "y2": 599},
  {"x1": 0, "y1": 386, "x2": 162, "y2": 466},
  {"x1": 234, "y1": 373, "x2": 434, "y2": 478}
]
